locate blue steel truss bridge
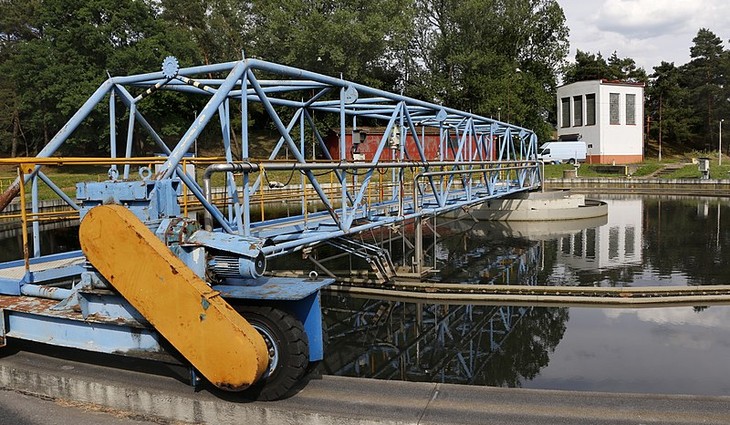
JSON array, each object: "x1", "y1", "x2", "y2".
[{"x1": 0, "y1": 55, "x2": 542, "y2": 282}]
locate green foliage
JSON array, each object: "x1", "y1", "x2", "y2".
[
  {"x1": 404, "y1": 0, "x2": 569, "y2": 141},
  {"x1": 246, "y1": 0, "x2": 415, "y2": 89},
  {"x1": 563, "y1": 50, "x2": 648, "y2": 84},
  {"x1": 646, "y1": 28, "x2": 730, "y2": 152},
  {"x1": 0, "y1": 0, "x2": 203, "y2": 156},
  {"x1": 646, "y1": 61, "x2": 695, "y2": 148},
  {"x1": 679, "y1": 28, "x2": 727, "y2": 149}
]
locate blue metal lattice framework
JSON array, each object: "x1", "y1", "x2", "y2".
[{"x1": 1, "y1": 55, "x2": 542, "y2": 263}]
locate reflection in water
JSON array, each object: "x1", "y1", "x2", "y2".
[
  {"x1": 322, "y1": 196, "x2": 730, "y2": 395},
  {"x1": 0, "y1": 224, "x2": 80, "y2": 263},
  {"x1": 527, "y1": 306, "x2": 730, "y2": 395},
  {"x1": 557, "y1": 199, "x2": 642, "y2": 270},
  {"x1": 321, "y1": 294, "x2": 568, "y2": 387},
  {"x1": 433, "y1": 221, "x2": 544, "y2": 285},
  {"x1": 548, "y1": 197, "x2": 730, "y2": 287},
  {"x1": 434, "y1": 196, "x2": 730, "y2": 288}
]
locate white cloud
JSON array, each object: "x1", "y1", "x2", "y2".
[
  {"x1": 604, "y1": 307, "x2": 730, "y2": 328},
  {"x1": 560, "y1": 0, "x2": 730, "y2": 70},
  {"x1": 595, "y1": 0, "x2": 699, "y2": 39}
]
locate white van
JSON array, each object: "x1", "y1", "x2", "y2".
[{"x1": 537, "y1": 141, "x2": 587, "y2": 164}]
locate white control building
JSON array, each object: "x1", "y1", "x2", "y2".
[{"x1": 556, "y1": 80, "x2": 644, "y2": 164}]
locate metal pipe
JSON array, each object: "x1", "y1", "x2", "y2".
[
  {"x1": 20, "y1": 284, "x2": 73, "y2": 300},
  {"x1": 31, "y1": 175, "x2": 40, "y2": 258},
  {"x1": 202, "y1": 160, "x2": 539, "y2": 174},
  {"x1": 202, "y1": 163, "x2": 247, "y2": 231}
]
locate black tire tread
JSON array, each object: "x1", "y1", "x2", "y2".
[{"x1": 236, "y1": 305, "x2": 308, "y2": 401}]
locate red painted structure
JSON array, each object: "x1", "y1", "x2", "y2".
[{"x1": 324, "y1": 126, "x2": 498, "y2": 162}]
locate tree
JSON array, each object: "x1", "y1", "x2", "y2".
[
  {"x1": 246, "y1": 0, "x2": 416, "y2": 90},
  {"x1": 646, "y1": 62, "x2": 694, "y2": 154},
  {"x1": 563, "y1": 50, "x2": 647, "y2": 84},
  {"x1": 158, "y1": 0, "x2": 252, "y2": 66},
  {"x1": 0, "y1": 0, "x2": 41, "y2": 156},
  {"x1": 680, "y1": 28, "x2": 726, "y2": 149},
  {"x1": 406, "y1": 0, "x2": 569, "y2": 141},
  {"x1": 607, "y1": 51, "x2": 647, "y2": 83},
  {"x1": 0, "y1": 0, "x2": 201, "y2": 156},
  {"x1": 562, "y1": 50, "x2": 611, "y2": 83}
]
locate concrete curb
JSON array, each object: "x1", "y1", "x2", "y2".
[
  {"x1": 545, "y1": 178, "x2": 730, "y2": 195},
  {"x1": 2, "y1": 346, "x2": 730, "y2": 425},
  {"x1": 0, "y1": 347, "x2": 431, "y2": 425}
]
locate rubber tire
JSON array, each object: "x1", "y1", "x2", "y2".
[
  {"x1": 568, "y1": 158, "x2": 576, "y2": 164},
  {"x1": 236, "y1": 306, "x2": 309, "y2": 401}
]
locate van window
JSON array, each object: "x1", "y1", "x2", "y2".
[{"x1": 541, "y1": 149, "x2": 550, "y2": 155}]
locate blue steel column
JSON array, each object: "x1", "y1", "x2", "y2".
[
  {"x1": 241, "y1": 71, "x2": 251, "y2": 236},
  {"x1": 122, "y1": 103, "x2": 136, "y2": 179},
  {"x1": 300, "y1": 105, "x2": 306, "y2": 218},
  {"x1": 219, "y1": 99, "x2": 243, "y2": 232},
  {"x1": 339, "y1": 86, "x2": 348, "y2": 229}
]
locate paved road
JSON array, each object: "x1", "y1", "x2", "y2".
[
  {"x1": 1, "y1": 341, "x2": 729, "y2": 424},
  {"x1": 0, "y1": 389, "x2": 158, "y2": 425}
]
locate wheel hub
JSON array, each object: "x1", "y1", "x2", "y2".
[{"x1": 252, "y1": 324, "x2": 279, "y2": 378}]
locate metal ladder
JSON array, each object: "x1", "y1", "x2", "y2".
[{"x1": 324, "y1": 237, "x2": 398, "y2": 283}]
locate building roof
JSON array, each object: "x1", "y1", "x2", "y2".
[{"x1": 558, "y1": 79, "x2": 645, "y2": 89}]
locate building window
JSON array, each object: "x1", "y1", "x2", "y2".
[
  {"x1": 609, "y1": 93, "x2": 620, "y2": 125},
  {"x1": 561, "y1": 97, "x2": 570, "y2": 128},
  {"x1": 585, "y1": 93, "x2": 596, "y2": 126},
  {"x1": 573, "y1": 96, "x2": 583, "y2": 126},
  {"x1": 626, "y1": 94, "x2": 636, "y2": 125}
]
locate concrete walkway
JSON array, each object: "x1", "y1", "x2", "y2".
[{"x1": 1, "y1": 343, "x2": 729, "y2": 425}]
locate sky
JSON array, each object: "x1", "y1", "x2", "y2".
[{"x1": 559, "y1": 0, "x2": 730, "y2": 72}]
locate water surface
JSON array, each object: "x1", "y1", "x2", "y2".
[{"x1": 321, "y1": 196, "x2": 730, "y2": 395}]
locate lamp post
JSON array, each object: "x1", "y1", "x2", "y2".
[{"x1": 720, "y1": 119, "x2": 725, "y2": 166}]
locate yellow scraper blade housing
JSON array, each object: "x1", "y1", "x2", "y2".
[{"x1": 79, "y1": 204, "x2": 268, "y2": 390}]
